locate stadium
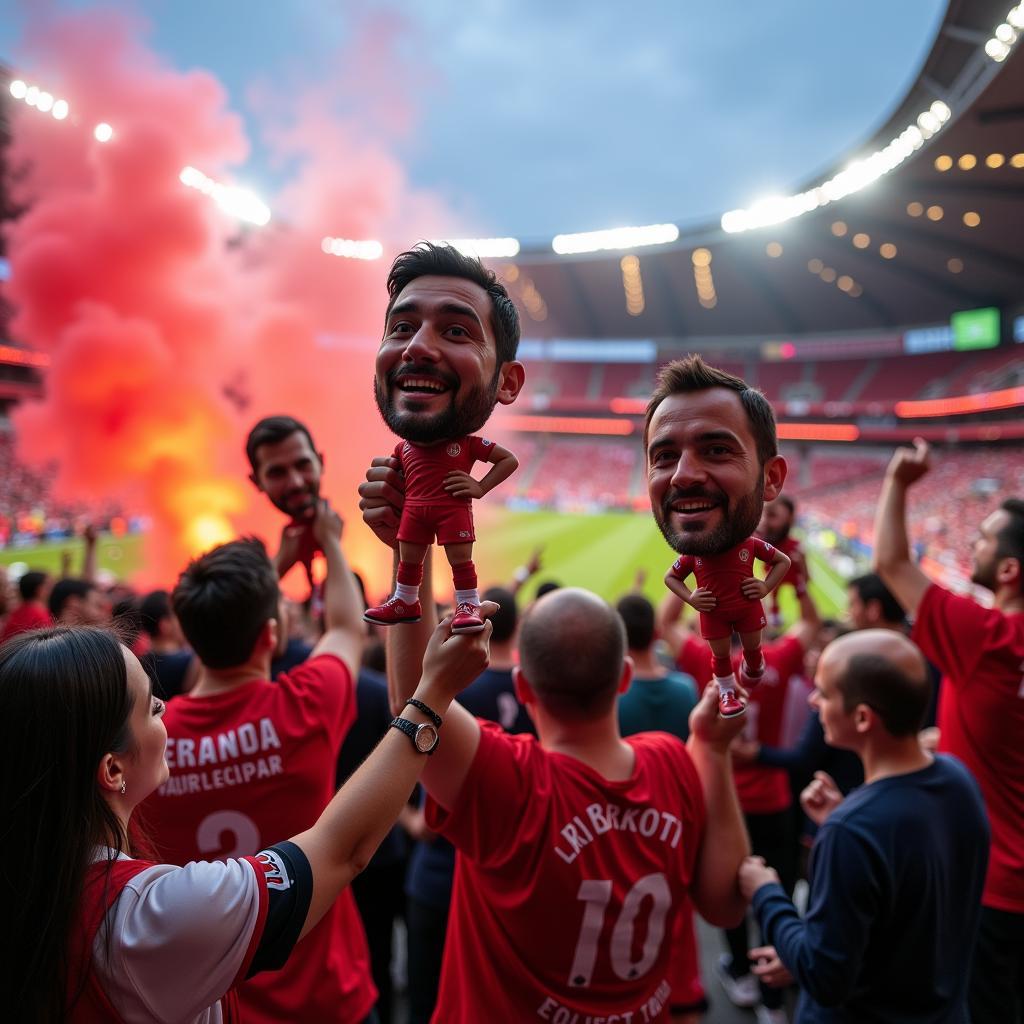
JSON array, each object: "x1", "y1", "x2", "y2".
[{"x1": 1, "y1": 2, "x2": 1023, "y2": 1023}]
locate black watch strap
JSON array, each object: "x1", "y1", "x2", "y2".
[
  {"x1": 389, "y1": 716, "x2": 439, "y2": 755},
  {"x1": 405, "y1": 697, "x2": 442, "y2": 728}
]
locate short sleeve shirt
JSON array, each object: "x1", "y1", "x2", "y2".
[
  {"x1": 912, "y1": 583, "x2": 1024, "y2": 912},
  {"x1": 425, "y1": 725, "x2": 706, "y2": 1023},
  {"x1": 394, "y1": 435, "x2": 495, "y2": 509},
  {"x1": 670, "y1": 538, "x2": 777, "y2": 618},
  {"x1": 89, "y1": 855, "x2": 269, "y2": 1024},
  {"x1": 145, "y1": 654, "x2": 376, "y2": 1023}
]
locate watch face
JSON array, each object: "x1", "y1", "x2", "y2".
[{"x1": 414, "y1": 723, "x2": 439, "y2": 754}]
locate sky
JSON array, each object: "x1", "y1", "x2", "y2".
[{"x1": 0, "y1": 0, "x2": 948, "y2": 241}]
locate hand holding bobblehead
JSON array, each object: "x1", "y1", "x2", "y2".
[
  {"x1": 362, "y1": 243, "x2": 524, "y2": 634},
  {"x1": 645, "y1": 356, "x2": 789, "y2": 719}
]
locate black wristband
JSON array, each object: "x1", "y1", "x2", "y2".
[{"x1": 405, "y1": 697, "x2": 442, "y2": 728}]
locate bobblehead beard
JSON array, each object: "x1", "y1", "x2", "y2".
[
  {"x1": 374, "y1": 363, "x2": 502, "y2": 444},
  {"x1": 655, "y1": 479, "x2": 765, "y2": 557}
]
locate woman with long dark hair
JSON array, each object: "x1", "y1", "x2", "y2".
[{"x1": 0, "y1": 620, "x2": 490, "y2": 1022}]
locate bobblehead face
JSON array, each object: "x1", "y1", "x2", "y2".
[
  {"x1": 374, "y1": 275, "x2": 521, "y2": 444},
  {"x1": 647, "y1": 388, "x2": 785, "y2": 556}
]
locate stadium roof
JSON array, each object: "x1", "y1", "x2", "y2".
[{"x1": 506, "y1": 0, "x2": 1024, "y2": 341}]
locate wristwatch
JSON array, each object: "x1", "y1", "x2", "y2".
[{"x1": 390, "y1": 716, "x2": 440, "y2": 755}]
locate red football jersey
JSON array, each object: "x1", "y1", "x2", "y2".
[
  {"x1": 912, "y1": 584, "x2": 1024, "y2": 912},
  {"x1": 732, "y1": 635, "x2": 805, "y2": 814},
  {"x1": 0, "y1": 601, "x2": 52, "y2": 642},
  {"x1": 676, "y1": 633, "x2": 803, "y2": 813},
  {"x1": 669, "y1": 537, "x2": 777, "y2": 618},
  {"x1": 425, "y1": 724, "x2": 706, "y2": 1022},
  {"x1": 394, "y1": 434, "x2": 494, "y2": 510},
  {"x1": 145, "y1": 655, "x2": 377, "y2": 1024}
]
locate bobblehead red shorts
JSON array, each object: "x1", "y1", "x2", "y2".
[
  {"x1": 699, "y1": 602, "x2": 766, "y2": 640},
  {"x1": 398, "y1": 504, "x2": 476, "y2": 546}
]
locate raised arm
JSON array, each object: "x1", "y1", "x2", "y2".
[
  {"x1": 873, "y1": 440, "x2": 933, "y2": 617},
  {"x1": 82, "y1": 524, "x2": 99, "y2": 583},
  {"x1": 309, "y1": 501, "x2": 366, "y2": 677},
  {"x1": 359, "y1": 455, "x2": 485, "y2": 805},
  {"x1": 385, "y1": 555, "x2": 485, "y2": 810},
  {"x1": 687, "y1": 683, "x2": 750, "y2": 927},
  {"x1": 290, "y1": 614, "x2": 491, "y2": 939}
]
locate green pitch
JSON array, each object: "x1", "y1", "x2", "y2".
[
  {"x1": 0, "y1": 533, "x2": 145, "y2": 580},
  {"x1": 0, "y1": 513, "x2": 849, "y2": 625},
  {"x1": 479, "y1": 508, "x2": 848, "y2": 623}
]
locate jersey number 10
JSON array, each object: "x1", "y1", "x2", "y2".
[{"x1": 568, "y1": 873, "x2": 672, "y2": 987}]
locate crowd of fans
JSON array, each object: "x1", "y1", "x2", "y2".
[{"x1": 1, "y1": 246, "x2": 1021, "y2": 1024}]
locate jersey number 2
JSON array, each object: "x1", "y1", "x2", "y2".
[{"x1": 568, "y1": 873, "x2": 672, "y2": 987}]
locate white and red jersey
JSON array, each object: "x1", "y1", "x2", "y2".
[
  {"x1": 69, "y1": 853, "x2": 269, "y2": 1023},
  {"x1": 394, "y1": 435, "x2": 494, "y2": 510},
  {"x1": 912, "y1": 584, "x2": 1024, "y2": 912},
  {"x1": 145, "y1": 655, "x2": 376, "y2": 1024},
  {"x1": 425, "y1": 724, "x2": 706, "y2": 1022},
  {"x1": 670, "y1": 537, "x2": 777, "y2": 618},
  {"x1": 676, "y1": 633, "x2": 806, "y2": 814}
]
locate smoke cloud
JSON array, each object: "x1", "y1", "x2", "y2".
[{"x1": 4, "y1": 6, "x2": 467, "y2": 594}]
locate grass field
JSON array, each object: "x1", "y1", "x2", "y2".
[
  {"x1": 0, "y1": 511, "x2": 850, "y2": 624},
  {"x1": 0, "y1": 533, "x2": 145, "y2": 580},
  {"x1": 479, "y1": 508, "x2": 848, "y2": 623}
]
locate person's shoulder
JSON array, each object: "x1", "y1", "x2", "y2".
[{"x1": 628, "y1": 729, "x2": 690, "y2": 763}]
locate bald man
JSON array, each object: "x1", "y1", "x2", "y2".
[
  {"x1": 358, "y1": 454, "x2": 752, "y2": 1021},
  {"x1": 738, "y1": 631, "x2": 989, "y2": 1023}
]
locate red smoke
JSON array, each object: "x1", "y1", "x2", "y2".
[{"x1": 4, "y1": 7, "x2": 467, "y2": 594}]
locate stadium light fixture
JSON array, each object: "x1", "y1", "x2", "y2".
[
  {"x1": 984, "y1": 6, "x2": 1024, "y2": 61},
  {"x1": 320, "y1": 236, "x2": 384, "y2": 261},
  {"x1": 620, "y1": 255, "x2": 645, "y2": 316},
  {"x1": 551, "y1": 223, "x2": 679, "y2": 255},
  {"x1": 8, "y1": 77, "x2": 71, "y2": 122},
  {"x1": 179, "y1": 165, "x2": 271, "y2": 227},
  {"x1": 721, "y1": 99, "x2": 953, "y2": 233},
  {"x1": 432, "y1": 237, "x2": 520, "y2": 259}
]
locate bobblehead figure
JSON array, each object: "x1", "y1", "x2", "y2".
[
  {"x1": 665, "y1": 536, "x2": 791, "y2": 717},
  {"x1": 364, "y1": 244, "x2": 524, "y2": 635}
]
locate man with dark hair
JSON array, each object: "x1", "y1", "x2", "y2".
[
  {"x1": 759, "y1": 495, "x2": 808, "y2": 629},
  {"x1": 47, "y1": 577, "x2": 110, "y2": 625},
  {"x1": 0, "y1": 570, "x2": 51, "y2": 641},
  {"x1": 139, "y1": 589, "x2": 194, "y2": 700},
  {"x1": 363, "y1": 242, "x2": 525, "y2": 634},
  {"x1": 874, "y1": 440, "x2": 1024, "y2": 1024},
  {"x1": 357, "y1": 443, "x2": 752, "y2": 1021},
  {"x1": 739, "y1": 630, "x2": 989, "y2": 1023},
  {"x1": 147, "y1": 502, "x2": 378, "y2": 1024},
  {"x1": 246, "y1": 414, "x2": 325, "y2": 583},
  {"x1": 846, "y1": 572, "x2": 907, "y2": 629}
]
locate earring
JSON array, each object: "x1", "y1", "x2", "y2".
[{"x1": 119, "y1": 780, "x2": 127, "y2": 796}]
